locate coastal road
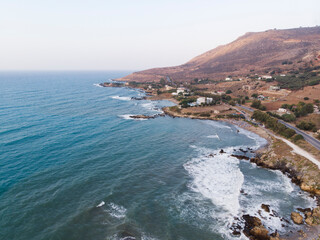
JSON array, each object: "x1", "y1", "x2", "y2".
[
  {"x1": 278, "y1": 120, "x2": 320, "y2": 151},
  {"x1": 236, "y1": 105, "x2": 320, "y2": 151}
]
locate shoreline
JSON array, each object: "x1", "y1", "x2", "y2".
[{"x1": 101, "y1": 83, "x2": 320, "y2": 239}]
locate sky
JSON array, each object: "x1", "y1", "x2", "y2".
[{"x1": 1, "y1": 0, "x2": 319, "y2": 71}]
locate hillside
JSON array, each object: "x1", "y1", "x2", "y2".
[{"x1": 118, "y1": 27, "x2": 320, "y2": 82}]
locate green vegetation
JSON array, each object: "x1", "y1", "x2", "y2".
[
  {"x1": 274, "y1": 70, "x2": 320, "y2": 90},
  {"x1": 251, "y1": 93, "x2": 258, "y2": 98},
  {"x1": 293, "y1": 134, "x2": 304, "y2": 142},
  {"x1": 252, "y1": 110, "x2": 297, "y2": 139},
  {"x1": 281, "y1": 114, "x2": 296, "y2": 122},
  {"x1": 251, "y1": 100, "x2": 266, "y2": 110},
  {"x1": 226, "y1": 90, "x2": 232, "y2": 94},
  {"x1": 296, "y1": 121, "x2": 317, "y2": 132},
  {"x1": 179, "y1": 97, "x2": 196, "y2": 108},
  {"x1": 169, "y1": 106, "x2": 181, "y2": 113},
  {"x1": 281, "y1": 102, "x2": 314, "y2": 117},
  {"x1": 199, "y1": 112, "x2": 211, "y2": 117}
]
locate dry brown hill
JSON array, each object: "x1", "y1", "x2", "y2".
[{"x1": 118, "y1": 27, "x2": 320, "y2": 82}]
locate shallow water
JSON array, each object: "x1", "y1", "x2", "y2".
[{"x1": 0, "y1": 71, "x2": 316, "y2": 240}]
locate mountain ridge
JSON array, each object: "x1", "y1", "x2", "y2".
[{"x1": 118, "y1": 26, "x2": 320, "y2": 82}]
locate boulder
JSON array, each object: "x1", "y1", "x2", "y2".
[
  {"x1": 261, "y1": 204, "x2": 270, "y2": 213},
  {"x1": 250, "y1": 226, "x2": 270, "y2": 240},
  {"x1": 291, "y1": 212, "x2": 303, "y2": 224},
  {"x1": 305, "y1": 217, "x2": 314, "y2": 225}
]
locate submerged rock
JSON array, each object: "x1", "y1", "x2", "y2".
[{"x1": 261, "y1": 204, "x2": 270, "y2": 213}]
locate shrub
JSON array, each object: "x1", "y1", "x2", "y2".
[
  {"x1": 199, "y1": 112, "x2": 211, "y2": 117},
  {"x1": 293, "y1": 134, "x2": 304, "y2": 142},
  {"x1": 281, "y1": 114, "x2": 296, "y2": 122},
  {"x1": 282, "y1": 128, "x2": 296, "y2": 138},
  {"x1": 296, "y1": 121, "x2": 316, "y2": 131},
  {"x1": 169, "y1": 106, "x2": 181, "y2": 113},
  {"x1": 226, "y1": 90, "x2": 232, "y2": 94},
  {"x1": 304, "y1": 97, "x2": 309, "y2": 100}
]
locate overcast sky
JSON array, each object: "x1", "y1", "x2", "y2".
[{"x1": 1, "y1": 0, "x2": 319, "y2": 71}]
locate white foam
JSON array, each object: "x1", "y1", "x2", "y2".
[
  {"x1": 107, "y1": 203, "x2": 127, "y2": 219},
  {"x1": 96, "y1": 201, "x2": 105, "y2": 207},
  {"x1": 93, "y1": 83, "x2": 103, "y2": 88},
  {"x1": 207, "y1": 134, "x2": 220, "y2": 140},
  {"x1": 235, "y1": 126, "x2": 268, "y2": 150},
  {"x1": 184, "y1": 147, "x2": 244, "y2": 217},
  {"x1": 141, "y1": 102, "x2": 163, "y2": 113},
  {"x1": 118, "y1": 114, "x2": 148, "y2": 121},
  {"x1": 202, "y1": 120, "x2": 232, "y2": 130},
  {"x1": 110, "y1": 96, "x2": 132, "y2": 101}
]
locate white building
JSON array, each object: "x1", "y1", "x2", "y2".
[
  {"x1": 196, "y1": 97, "x2": 206, "y2": 105},
  {"x1": 277, "y1": 108, "x2": 288, "y2": 113},
  {"x1": 165, "y1": 85, "x2": 173, "y2": 91},
  {"x1": 257, "y1": 95, "x2": 265, "y2": 100},
  {"x1": 269, "y1": 86, "x2": 280, "y2": 91},
  {"x1": 176, "y1": 87, "x2": 186, "y2": 94},
  {"x1": 206, "y1": 98, "x2": 213, "y2": 104},
  {"x1": 225, "y1": 77, "x2": 232, "y2": 81},
  {"x1": 213, "y1": 90, "x2": 225, "y2": 95},
  {"x1": 262, "y1": 75, "x2": 272, "y2": 79}
]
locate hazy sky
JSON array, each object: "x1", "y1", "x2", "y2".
[{"x1": 1, "y1": 0, "x2": 319, "y2": 71}]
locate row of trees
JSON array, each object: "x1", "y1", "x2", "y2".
[{"x1": 252, "y1": 110, "x2": 302, "y2": 140}]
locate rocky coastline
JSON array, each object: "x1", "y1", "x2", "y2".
[{"x1": 101, "y1": 83, "x2": 320, "y2": 239}]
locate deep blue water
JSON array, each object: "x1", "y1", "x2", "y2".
[{"x1": 0, "y1": 71, "x2": 316, "y2": 240}]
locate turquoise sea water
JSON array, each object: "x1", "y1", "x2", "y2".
[{"x1": 0, "y1": 71, "x2": 316, "y2": 240}]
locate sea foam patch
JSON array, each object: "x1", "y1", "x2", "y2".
[
  {"x1": 106, "y1": 203, "x2": 127, "y2": 219},
  {"x1": 184, "y1": 147, "x2": 244, "y2": 217},
  {"x1": 110, "y1": 96, "x2": 132, "y2": 101},
  {"x1": 118, "y1": 114, "x2": 147, "y2": 121}
]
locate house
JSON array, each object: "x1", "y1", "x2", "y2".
[
  {"x1": 277, "y1": 108, "x2": 288, "y2": 113},
  {"x1": 225, "y1": 77, "x2": 232, "y2": 81},
  {"x1": 269, "y1": 86, "x2": 280, "y2": 91},
  {"x1": 165, "y1": 85, "x2": 173, "y2": 91},
  {"x1": 196, "y1": 97, "x2": 206, "y2": 105},
  {"x1": 177, "y1": 87, "x2": 186, "y2": 94},
  {"x1": 206, "y1": 98, "x2": 213, "y2": 104},
  {"x1": 257, "y1": 95, "x2": 265, "y2": 100},
  {"x1": 172, "y1": 87, "x2": 188, "y2": 96},
  {"x1": 213, "y1": 90, "x2": 225, "y2": 95},
  {"x1": 262, "y1": 75, "x2": 272, "y2": 79},
  {"x1": 148, "y1": 85, "x2": 152, "y2": 90}
]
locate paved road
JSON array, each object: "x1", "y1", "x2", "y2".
[
  {"x1": 279, "y1": 120, "x2": 320, "y2": 151},
  {"x1": 236, "y1": 105, "x2": 320, "y2": 151}
]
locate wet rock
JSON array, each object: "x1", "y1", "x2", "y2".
[
  {"x1": 239, "y1": 148, "x2": 248, "y2": 153},
  {"x1": 219, "y1": 149, "x2": 225, "y2": 153},
  {"x1": 130, "y1": 115, "x2": 155, "y2": 119},
  {"x1": 231, "y1": 154, "x2": 250, "y2": 160},
  {"x1": 240, "y1": 189, "x2": 248, "y2": 195},
  {"x1": 291, "y1": 212, "x2": 303, "y2": 224},
  {"x1": 250, "y1": 226, "x2": 270, "y2": 240},
  {"x1": 261, "y1": 204, "x2": 270, "y2": 213}
]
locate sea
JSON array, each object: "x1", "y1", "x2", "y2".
[{"x1": 0, "y1": 71, "x2": 317, "y2": 240}]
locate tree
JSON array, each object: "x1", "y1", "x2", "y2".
[
  {"x1": 251, "y1": 93, "x2": 258, "y2": 98},
  {"x1": 160, "y1": 78, "x2": 166, "y2": 86},
  {"x1": 226, "y1": 90, "x2": 232, "y2": 94}
]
